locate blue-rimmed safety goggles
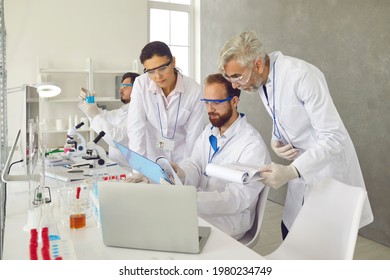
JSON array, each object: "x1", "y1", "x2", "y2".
[
  {"x1": 200, "y1": 96, "x2": 233, "y2": 104},
  {"x1": 121, "y1": 83, "x2": 133, "y2": 87}
]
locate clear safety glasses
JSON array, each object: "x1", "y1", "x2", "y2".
[
  {"x1": 200, "y1": 96, "x2": 233, "y2": 109},
  {"x1": 144, "y1": 59, "x2": 172, "y2": 77},
  {"x1": 223, "y1": 63, "x2": 254, "y2": 85}
]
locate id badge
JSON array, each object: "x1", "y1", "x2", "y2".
[{"x1": 156, "y1": 138, "x2": 175, "y2": 151}]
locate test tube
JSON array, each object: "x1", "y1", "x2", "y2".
[{"x1": 85, "y1": 90, "x2": 95, "y2": 104}]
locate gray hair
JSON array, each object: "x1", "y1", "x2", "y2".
[{"x1": 218, "y1": 31, "x2": 267, "y2": 72}]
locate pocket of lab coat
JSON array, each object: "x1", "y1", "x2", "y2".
[{"x1": 176, "y1": 108, "x2": 191, "y2": 126}]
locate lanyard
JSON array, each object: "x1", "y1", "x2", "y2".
[
  {"x1": 208, "y1": 134, "x2": 219, "y2": 163},
  {"x1": 263, "y1": 60, "x2": 282, "y2": 139},
  {"x1": 206, "y1": 113, "x2": 244, "y2": 164},
  {"x1": 156, "y1": 92, "x2": 182, "y2": 140},
  {"x1": 263, "y1": 61, "x2": 295, "y2": 145}
]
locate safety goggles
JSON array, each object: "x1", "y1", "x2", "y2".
[
  {"x1": 143, "y1": 59, "x2": 172, "y2": 77},
  {"x1": 223, "y1": 62, "x2": 254, "y2": 85},
  {"x1": 200, "y1": 96, "x2": 233, "y2": 108},
  {"x1": 120, "y1": 83, "x2": 133, "y2": 88}
]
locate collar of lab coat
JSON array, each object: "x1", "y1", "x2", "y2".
[
  {"x1": 265, "y1": 51, "x2": 282, "y2": 86},
  {"x1": 209, "y1": 113, "x2": 246, "y2": 141},
  {"x1": 147, "y1": 72, "x2": 185, "y2": 98}
]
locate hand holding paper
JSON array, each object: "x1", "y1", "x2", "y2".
[
  {"x1": 155, "y1": 158, "x2": 183, "y2": 185},
  {"x1": 205, "y1": 162, "x2": 263, "y2": 184},
  {"x1": 170, "y1": 162, "x2": 186, "y2": 183},
  {"x1": 258, "y1": 162, "x2": 299, "y2": 189}
]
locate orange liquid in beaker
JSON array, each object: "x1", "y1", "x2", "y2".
[{"x1": 70, "y1": 213, "x2": 86, "y2": 229}]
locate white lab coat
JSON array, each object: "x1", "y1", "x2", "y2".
[
  {"x1": 90, "y1": 104, "x2": 131, "y2": 170},
  {"x1": 181, "y1": 114, "x2": 271, "y2": 239},
  {"x1": 260, "y1": 51, "x2": 374, "y2": 230},
  {"x1": 127, "y1": 72, "x2": 204, "y2": 163}
]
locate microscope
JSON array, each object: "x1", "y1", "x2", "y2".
[
  {"x1": 64, "y1": 121, "x2": 87, "y2": 157},
  {"x1": 81, "y1": 131, "x2": 108, "y2": 169}
]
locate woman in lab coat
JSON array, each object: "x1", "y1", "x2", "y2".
[
  {"x1": 127, "y1": 41, "x2": 204, "y2": 165},
  {"x1": 219, "y1": 31, "x2": 374, "y2": 239}
]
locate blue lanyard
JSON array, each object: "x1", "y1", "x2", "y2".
[
  {"x1": 208, "y1": 134, "x2": 219, "y2": 163},
  {"x1": 263, "y1": 60, "x2": 281, "y2": 139},
  {"x1": 206, "y1": 113, "x2": 244, "y2": 163},
  {"x1": 156, "y1": 92, "x2": 182, "y2": 140}
]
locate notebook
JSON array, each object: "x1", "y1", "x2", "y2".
[{"x1": 98, "y1": 182, "x2": 211, "y2": 254}]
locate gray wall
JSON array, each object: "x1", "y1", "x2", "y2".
[{"x1": 200, "y1": 0, "x2": 390, "y2": 246}]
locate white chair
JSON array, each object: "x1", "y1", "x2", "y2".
[
  {"x1": 265, "y1": 177, "x2": 367, "y2": 260},
  {"x1": 239, "y1": 186, "x2": 270, "y2": 248}
]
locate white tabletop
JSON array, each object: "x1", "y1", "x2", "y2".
[{"x1": 3, "y1": 179, "x2": 263, "y2": 260}]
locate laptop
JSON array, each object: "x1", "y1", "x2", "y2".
[{"x1": 98, "y1": 182, "x2": 211, "y2": 254}]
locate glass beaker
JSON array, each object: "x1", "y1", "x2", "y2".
[{"x1": 69, "y1": 187, "x2": 86, "y2": 229}]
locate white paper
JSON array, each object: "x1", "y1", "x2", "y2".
[
  {"x1": 205, "y1": 162, "x2": 263, "y2": 184},
  {"x1": 155, "y1": 156, "x2": 183, "y2": 186}
]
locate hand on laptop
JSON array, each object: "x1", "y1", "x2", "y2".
[{"x1": 125, "y1": 173, "x2": 149, "y2": 183}]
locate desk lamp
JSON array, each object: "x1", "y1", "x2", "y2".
[{"x1": 7, "y1": 83, "x2": 61, "y2": 97}]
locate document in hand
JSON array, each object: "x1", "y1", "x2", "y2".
[
  {"x1": 155, "y1": 156, "x2": 183, "y2": 186},
  {"x1": 114, "y1": 141, "x2": 182, "y2": 185},
  {"x1": 205, "y1": 162, "x2": 263, "y2": 184}
]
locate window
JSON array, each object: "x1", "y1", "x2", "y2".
[{"x1": 148, "y1": 0, "x2": 193, "y2": 77}]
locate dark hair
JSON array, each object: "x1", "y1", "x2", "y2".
[
  {"x1": 204, "y1": 73, "x2": 241, "y2": 98},
  {"x1": 121, "y1": 72, "x2": 140, "y2": 83},
  {"x1": 139, "y1": 41, "x2": 173, "y2": 64}
]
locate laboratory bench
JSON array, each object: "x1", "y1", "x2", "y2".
[{"x1": 2, "y1": 168, "x2": 264, "y2": 260}]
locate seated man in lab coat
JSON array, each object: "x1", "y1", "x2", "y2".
[
  {"x1": 172, "y1": 73, "x2": 271, "y2": 240},
  {"x1": 78, "y1": 72, "x2": 139, "y2": 170}
]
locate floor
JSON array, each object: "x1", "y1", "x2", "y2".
[{"x1": 251, "y1": 200, "x2": 390, "y2": 260}]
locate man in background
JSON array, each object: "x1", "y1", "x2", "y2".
[{"x1": 78, "y1": 72, "x2": 139, "y2": 169}]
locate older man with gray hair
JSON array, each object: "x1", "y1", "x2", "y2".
[{"x1": 218, "y1": 30, "x2": 373, "y2": 239}]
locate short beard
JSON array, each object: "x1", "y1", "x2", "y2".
[
  {"x1": 209, "y1": 106, "x2": 233, "y2": 128},
  {"x1": 240, "y1": 72, "x2": 263, "y2": 94},
  {"x1": 121, "y1": 97, "x2": 130, "y2": 104}
]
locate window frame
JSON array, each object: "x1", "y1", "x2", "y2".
[{"x1": 148, "y1": 0, "x2": 194, "y2": 78}]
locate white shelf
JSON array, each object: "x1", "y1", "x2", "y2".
[
  {"x1": 36, "y1": 57, "x2": 128, "y2": 147},
  {"x1": 27, "y1": 98, "x2": 39, "y2": 103},
  {"x1": 94, "y1": 69, "x2": 136, "y2": 74},
  {"x1": 46, "y1": 97, "x2": 120, "y2": 103},
  {"x1": 45, "y1": 129, "x2": 90, "y2": 134},
  {"x1": 96, "y1": 97, "x2": 121, "y2": 102},
  {"x1": 41, "y1": 98, "x2": 80, "y2": 103},
  {"x1": 39, "y1": 68, "x2": 89, "y2": 74}
]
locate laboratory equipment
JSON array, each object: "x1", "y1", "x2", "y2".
[
  {"x1": 39, "y1": 202, "x2": 60, "y2": 241},
  {"x1": 26, "y1": 120, "x2": 52, "y2": 230},
  {"x1": 70, "y1": 186, "x2": 86, "y2": 229},
  {"x1": 81, "y1": 87, "x2": 95, "y2": 103},
  {"x1": 82, "y1": 131, "x2": 108, "y2": 168},
  {"x1": 64, "y1": 121, "x2": 87, "y2": 157}
]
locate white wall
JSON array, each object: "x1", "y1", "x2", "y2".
[
  {"x1": 5, "y1": 0, "x2": 148, "y2": 143},
  {"x1": 200, "y1": 0, "x2": 390, "y2": 246}
]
